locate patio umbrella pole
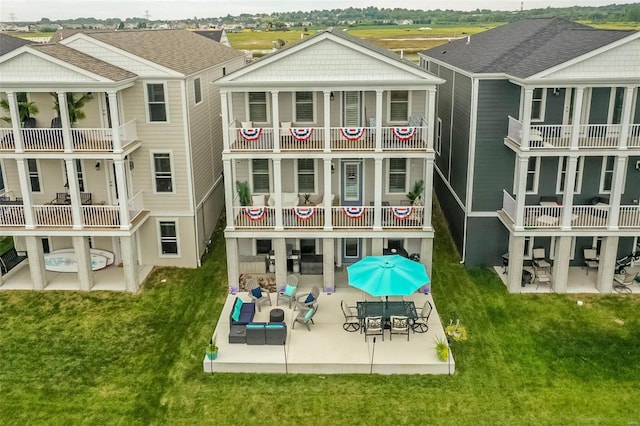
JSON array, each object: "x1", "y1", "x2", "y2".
[{"x1": 370, "y1": 337, "x2": 376, "y2": 375}]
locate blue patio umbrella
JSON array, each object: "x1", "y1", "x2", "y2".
[{"x1": 347, "y1": 255, "x2": 430, "y2": 297}]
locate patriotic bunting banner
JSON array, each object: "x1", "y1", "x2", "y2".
[
  {"x1": 239, "y1": 128, "x2": 262, "y2": 141},
  {"x1": 293, "y1": 207, "x2": 316, "y2": 220},
  {"x1": 391, "y1": 206, "x2": 413, "y2": 220},
  {"x1": 340, "y1": 127, "x2": 366, "y2": 141},
  {"x1": 244, "y1": 207, "x2": 266, "y2": 221},
  {"x1": 343, "y1": 206, "x2": 365, "y2": 218},
  {"x1": 290, "y1": 128, "x2": 313, "y2": 141},
  {"x1": 392, "y1": 127, "x2": 416, "y2": 141}
]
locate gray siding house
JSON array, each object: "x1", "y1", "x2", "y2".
[{"x1": 419, "y1": 18, "x2": 640, "y2": 293}]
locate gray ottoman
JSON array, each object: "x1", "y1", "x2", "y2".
[{"x1": 270, "y1": 308, "x2": 285, "y2": 323}]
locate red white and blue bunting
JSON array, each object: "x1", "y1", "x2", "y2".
[
  {"x1": 239, "y1": 128, "x2": 262, "y2": 141},
  {"x1": 290, "y1": 128, "x2": 313, "y2": 141},
  {"x1": 293, "y1": 206, "x2": 316, "y2": 220},
  {"x1": 244, "y1": 207, "x2": 266, "y2": 221},
  {"x1": 340, "y1": 127, "x2": 366, "y2": 141},
  {"x1": 342, "y1": 206, "x2": 365, "y2": 219},
  {"x1": 391, "y1": 206, "x2": 413, "y2": 220},
  {"x1": 392, "y1": 127, "x2": 416, "y2": 141}
]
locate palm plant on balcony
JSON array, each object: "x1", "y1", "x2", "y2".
[
  {"x1": 235, "y1": 181, "x2": 251, "y2": 206},
  {"x1": 407, "y1": 179, "x2": 425, "y2": 206},
  {"x1": 0, "y1": 92, "x2": 39, "y2": 126},
  {"x1": 51, "y1": 92, "x2": 93, "y2": 126}
]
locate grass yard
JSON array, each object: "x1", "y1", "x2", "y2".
[{"x1": 1, "y1": 202, "x2": 639, "y2": 425}]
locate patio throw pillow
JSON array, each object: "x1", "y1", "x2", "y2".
[
  {"x1": 284, "y1": 285, "x2": 296, "y2": 296},
  {"x1": 231, "y1": 306, "x2": 241, "y2": 322},
  {"x1": 251, "y1": 286, "x2": 263, "y2": 299},
  {"x1": 304, "y1": 293, "x2": 315, "y2": 304},
  {"x1": 304, "y1": 308, "x2": 315, "y2": 320},
  {"x1": 392, "y1": 317, "x2": 408, "y2": 329}
]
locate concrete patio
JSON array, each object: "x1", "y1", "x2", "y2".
[{"x1": 203, "y1": 275, "x2": 455, "y2": 375}]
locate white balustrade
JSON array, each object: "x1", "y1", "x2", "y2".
[
  {"x1": 229, "y1": 127, "x2": 274, "y2": 151},
  {"x1": 628, "y1": 124, "x2": 640, "y2": 147},
  {"x1": 330, "y1": 128, "x2": 375, "y2": 151},
  {"x1": 570, "y1": 205, "x2": 609, "y2": 228},
  {"x1": 331, "y1": 206, "x2": 374, "y2": 228},
  {"x1": 280, "y1": 127, "x2": 324, "y2": 151},
  {"x1": 127, "y1": 191, "x2": 145, "y2": 221},
  {"x1": 381, "y1": 206, "x2": 424, "y2": 228},
  {"x1": 119, "y1": 120, "x2": 138, "y2": 147},
  {"x1": 502, "y1": 190, "x2": 516, "y2": 222},
  {"x1": 522, "y1": 205, "x2": 563, "y2": 228},
  {"x1": 577, "y1": 124, "x2": 620, "y2": 148},
  {"x1": 72, "y1": 128, "x2": 114, "y2": 151},
  {"x1": 283, "y1": 207, "x2": 325, "y2": 228},
  {"x1": 22, "y1": 129, "x2": 65, "y2": 151},
  {"x1": 83, "y1": 205, "x2": 121, "y2": 227},
  {"x1": 618, "y1": 205, "x2": 640, "y2": 228},
  {"x1": 381, "y1": 127, "x2": 428, "y2": 150},
  {"x1": 233, "y1": 206, "x2": 275, "y2": 228},
  {"x1": 0, "y1": 205, "x2": 26, "y2": 226},
  {"x1": 0, "y1": 129, "x2": 15, "y2": 150},
  {"x1": 34, "y1": 205, "x2": 73, "y2": 226}
]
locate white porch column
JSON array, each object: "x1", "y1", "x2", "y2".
[
  {"x1": 423, "y1": 158, "x2": 434, "y2": 229},
  {"x1": 514, "y1": 156, "x2": 528, "y2": 228},
  {"x1": 551, "y1": 236, "x2": 572, "y2": 293},
  {"x1": 15, "y1": 159, "x2": 35, "y2": 228},
  {"x1": 225, "y1": 237, "x2": 239, "y2": 293},
  {"x1": 570, "y1": 87, "x2": 585, "y2": 150},
  {"x1": 271, "y1": 91, "x2": 280, "y2": 152},
  {"x1": 120, "y1": 235, "x2": 139, "y2": 292},
  {"x1": 607, "y1": 156, "x2": 626, "y2": 229},
  {"x1": 520, "y1": 88, "x2": 533, "y2": 150},
  {"x1": 114, "y1": 159, "x2": 130, "y2": 229},
  {"x1": 221, "y1": 91, "x2": 230, "y2": 151},
  {"x1": 57, "y1": 92, "x2": 73, "y2": 152},
  {"x1": 323, "y1": 237, "x2": 335, "y2": 293},
  {"x1": 25, "y1": 236, "x2": 47, "y2": 290},
  {"x1": 6, "y1": 92, "x2": 24, "y2": 152},
  {"x1": 323, "y1": 159, "x2": 333, "y2": 230},
  {"x1": 507, "y1": 234, "x2": 525, "y2": 293},
  {"x1": 426, "y1": 90, "x2": 436, "y2": 151},
  {"x1": 596, "y1": 236, "x2": 618, "y2": 293},
  {"x1": 107, "y1": 91, "x2": 122, "y2": 153},
  {"x1": 371, "y1": 238, "x2": 384, "y2": 256},
  {"x1": 65, "y1": 159, "x2": 83, "y2": 230},
  {"x1": 617, "y1": 86, "x2": 634, "y2": 149},
  {"x1": 223, "y1": 159, "x2": 235, "y2": 230},
  {"x1": 560, "y1": 156, "x2": 578, "y2": 230},
  {"x1": 375, "y1": 90, "x2": 383, "y2": 151},
  {"x1": 73, "y1": 236, "x2": 94, "y2": 291},
  {"x1": 420, "y1": 237, "x2": 433, "y2": 280},
  {"x1": 273, "y1": 159, "x2": 283, "y2": 230},
  {"x1": 373, "y1": 158, "x2": 383, "y2": 230},
  {"x1": 323, "y1": 91, "x2": 331, "y2": 152},
  {"x1": 273, "y1": 237, "x2": 287, "y2": 292}
]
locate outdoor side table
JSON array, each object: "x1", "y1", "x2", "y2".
[
  {"x1": 228, "y1": 324, "x2": 247, "y2": 344},
  {"x1": 270, "y1": 308, "x2": 285, "y2": 323}
]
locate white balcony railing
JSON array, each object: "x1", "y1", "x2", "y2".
[
  {"x1": 82, "y1": 205, "x2": 121, "y2": 227},
  {"x1": 619, "y1": 205, "x2": 640, "y2": 228},
  {"x1": 332, "y1": 206, "x2": 374, "y2": 228},
  {"x1": 127, "y1": 190, "x2": 145, "y2": 221},
  {"x1": 0, "y1": 205, "x2": 26, "y2": 226}
]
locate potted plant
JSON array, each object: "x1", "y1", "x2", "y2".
[
  {"x1": 51, "y1": 92, "x2": 93, "y2": 126},
  {"x1": 205, "y1": 338, "x2": 218, "y2": 360},
  {"x1": 407, "y1": 179, "x2": 425, "y2": 206},
  {"x1": 0, "y1": 92, "x2": 39, "y2": 126},
  {"x1": 235, "y1": 181, "x2": 251, "y2": 206},
  {"x1": 445, "y1": 319, "x2": 468, "y2": 342},
  {"x1": 435, "y1": 336, "x2": 449, "y2": 362},
  {"x1": 303, "y1": 193, "x2": 311, "y2": 205}
]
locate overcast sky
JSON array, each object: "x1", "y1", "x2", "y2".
[{"x1": 1, "y1": 0, "x2": 636, "y2": 22}]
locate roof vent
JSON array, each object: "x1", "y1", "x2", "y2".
[{"x1": 466, "y1": 35, "x2": 470, "y2": 44}]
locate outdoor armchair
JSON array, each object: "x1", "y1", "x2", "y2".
[
  {"x1": 532, "y1": 248, "x2": 551, "y2": 270},
  {"x1": 532, "y1": 264, "x2": 552, "y2": 290},
  {"x1": 294, "y1": 286, "x2": 319, "y2": 311},
  {"x1": 583, "y1": 248, "x2": 599, "y2": 275},
  {"x1": 389, "y1": 315, "x2": 410, "y2": 341},
  {"x1": 340, "y1": 300, "x2": 360, "y2": 332},
  {"x1": 277, "y1": 274, "x2": 299, "y2": 308},
  {"x1": 411, "y1": 299, "x2": 433, "y2": 333},
  {"x1": 613, "y1": 272, "x2": 639, "y2": 294},
  {"x1": 292, "y1": 305, "x2": 317, "y2": 331},
  {"x1": 246, "y1": 278, "x2": 272, "y2": 312},
  {"x1": 364, "y1": 316, "x2": 384, "y2": 342}
]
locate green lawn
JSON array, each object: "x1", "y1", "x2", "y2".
[{"x1": 1, "y1": 204, "x2": 639, "y2": 424}]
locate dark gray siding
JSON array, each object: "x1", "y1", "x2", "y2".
[
  {"x1": 435, "y1": 64, "x2": 453, "y2": 180},
  {"x1": 623, "y1": 156, "x2": 640, "y2": 203},
  {"x1": 434, "y1": 171, "x2": 465, "y2": 257},
  {"x1": 472, "y1": 80, "x2": 520, "y2": 211},
  {"x1": 589, "y1": 88, "x2": 610, "y2": 124},
  {"x1": 464, "y1": 216, "x2": 509, "y2": 266},
  {"x1": 544, "y1": 88, "x2": 565, "y2": 125},
  {"x1": 450, "y1": 73, "x2": 472, "y2": 204},
  {"x1": 524, "y1": 157, "x2": 559, "y2": 205},
  {"x1": 634, "y1": 95, "x2": 640, "y2": 124}
]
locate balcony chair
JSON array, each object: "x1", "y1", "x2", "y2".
[
  {"x1": 340, "y1": 300, "x2": 360, "y2": 332},
  {"x1": 532, "y1": 264, "x2": 552, "y2": 290},
  {"x1": 276, "y1": 274, "x2": 298, "y2": 308},
  {"x1": 583, "y1": 248, "x2": 599, "y2": 275},
  {"x1": 292, "y1": 305, "x2": 317, "y2": 331},
  {"x1": 364, "y1": 316, "x2": 384, "y2": 342},
  {"x1": 532, "y1": 248, "x2": 551, "y2": 271},
  {"x1": 411, "y1": 299, "x2": 433, "y2": 333},
  {"x1": 246, "y1": 278, "x2": 272, "y2": 312},
  {"x1": 613, "y1": 272, "x2": 640, "y2": 294},
  {"x1": 389, "y1": 315, "x2": 410, "y2": 341},
  {"x1": 294, "y1": 286, "x2": 319, "y2": 311},
  {"x1": 251, "y1": 194, "x2": 265, "y2": 206}
]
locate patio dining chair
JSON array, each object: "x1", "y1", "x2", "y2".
[
  {"x1": 583, "y1": 247, "x2": 599, "y2": 275},
  {"x1": 364, "y1": 316, "x2": 384, "y2": 342},
  {"x1": 292, "y1": 305, "x2": 317, "y2": 331},
  {"x1": 532, "y1": 248, "x2": 551, "y2": 271},
  {"x1": 294, "y1": 286, "x2": 319, "y2": 311},
  {"x1": 389, "y1": 315, "x2": 410, "y2": 341},
  {"x1": 613, "y1": 272, "x2": 639, "y2": 294},
  {"x1": 532, "y1": 264, "x2": 552, "y2": 290},
  {"x1": 411, "y1": 299, "x2": 433, "y2": 333},
  {"x1": 246, "y1": 277, "x2": 272, "y2": 312},
  {"x1": 277, "y1": 274, "x2": 298, "y2": 308},
  {"x1": 340, "y1": 300, "x2": 360, "y2": 332}
]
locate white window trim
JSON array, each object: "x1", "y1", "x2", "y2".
[
  {"x1": 254, "y1": 238, "x2": 272, "y2": 256},
  {"x1": 523, "y1": 236, "x2": 533, "y2": 260},
  {"x1": 193, "y1": 77, "x2": 202, "y2": 106},
  {"x1": 294, "y1": 159, "x2": 317, "y2": 195},
  {"x1": 385, "y1": 158, "x2": 409, "y2": 195},
  {"x1": 62, "y1": 159, "x2": 86, "y2": 192},
  {"x1": 249, "y1": 159, "x2": 272, "y2": 194},
  {"x1": 143, "y1": 81, "x2": 170, "y2": 124},
  {"x1": 531, "y1": 88, "x2": 546, "y2": 123},
  {"x1": 245, "y1": 92, "x2": 270, "y2": 125},
  {"x1": 549, "y1": 236, "x2": 576, "y2": 261},
  {"x1": 157, "y1": 218, "x2": 180, "y2": 258},
  {"x1": 387, "y1": 90, "x2": 412, "y2": 124},
  {"x1": 150, "y1": 150, "x2": 175, "y2": 194},
  {"x1": 526, "y1": 157, "x2": 540, "y2": 194},
  {"x1": 435, "y1": 117, "x2": 442, "y2": 155},
  {"x1": 556, "y1": 157, "x2": 584, "y2": 194},
  {"x1": 293, "y1": 91, "x2": 317, "y2": 124},
  {"x1": 599, "y1": 156, "x2": 615, "y2": 194},
  {"x1": 27, "y1": 158, "x2": 42, "y2": 193},
  {"x1": 343, "y1": 238, "x2": 361, "y2": 259}
]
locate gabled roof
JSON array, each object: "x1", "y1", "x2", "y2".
[
  {"x1": 30, "y1": 44, "x2": 136, "y2": 81},
  {"x1": 0, "y1": 33, "x2": 32, "y2": 56},
  {"x1": 421, "y1": 18, "x2": 636, "y2": 78}
]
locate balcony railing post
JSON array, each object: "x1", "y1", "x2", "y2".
[
  {"x1": 324, "y1": 91, "x2": 331, "y2": 152},
  {"x1": 570, "y1": 87, "x2": 584, "y2": 149},
  {"x1": 375, "y1": 90, "x2": 383, "y2": 151},
  {"x1": 114, "y1": 159, "x2": 130, "y2": 229},
  {"x1": 618, "y1": 86, "x2": 635, "y2": 150},
  {"x1": 56, "y1": 92, "x2": 74, "y2": 153},
  {"x1": 6, "y1": 92, "x2": 24, "y2": 153},
  {"x1": 271, "y1": 91, "x2": 280, "y2": 153}
]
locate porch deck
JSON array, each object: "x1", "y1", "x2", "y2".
[{"x1": 204, "y1": 275, "x2": 454, "y2": 375}]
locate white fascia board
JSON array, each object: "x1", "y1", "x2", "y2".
[
  {"x1": 217, "y1": 80, "x2": 440, "y2": 91},
  {"x1": 0, "y1": 78, "x2": 137, "y2": 92}
]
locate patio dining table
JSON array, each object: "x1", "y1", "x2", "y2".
[{"x1": 356, "y1": 301, "x2": 418, "y2": 325}]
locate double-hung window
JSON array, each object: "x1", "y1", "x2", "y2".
[
  {"x1": 389, "y1": 91, "x2": 409, "y2": 122},
  {"x1": 153, "y1": 153, "x2": 173, "y2": 193},
  {"x1": 251, "y1": 159, "x2": 270, "y2": 193},
  {"x1": 526, "y1": 157, "x2": 540, "y2": 194},
  {"x1": 63, "y1": 160, "x2": 85, "y2": 192},
  {"x1": 531, "y1": 88, "x2": 546, "y2": 122},
  {"x1": 146, "y1": 83, "x2": 167, "y2": 122},
  {"x1": 295, "y1": 92, "x2": 314, "y2": 123},
  {"x1": 27, "y1": 159, "x2": 41, "y2": 192},
  {"x1": 297, "y1": 159, "x2": 315, "y2": 193},
  {"x1": 159, "y1": 220, "x2": 179, "y2": 255},
  {"x1": 556, "y1": 156, "x2": 584, "y2": 194},
  {"x1": 248, "y1": 92, "x2": 267, "y2": 123},
  {"x1": 388, "y1": 158, "x2": 407, "y2": 193}
]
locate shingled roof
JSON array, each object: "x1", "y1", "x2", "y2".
[
  {"x1": 31, "y1": 44, "x2": 136, "y2": 81},
  {"x1": 0, "y1": 33, "x2": 32, "y2": 56},
  {"x1": 421, "y1": 18, "x2": 636, "y2": 78}
]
